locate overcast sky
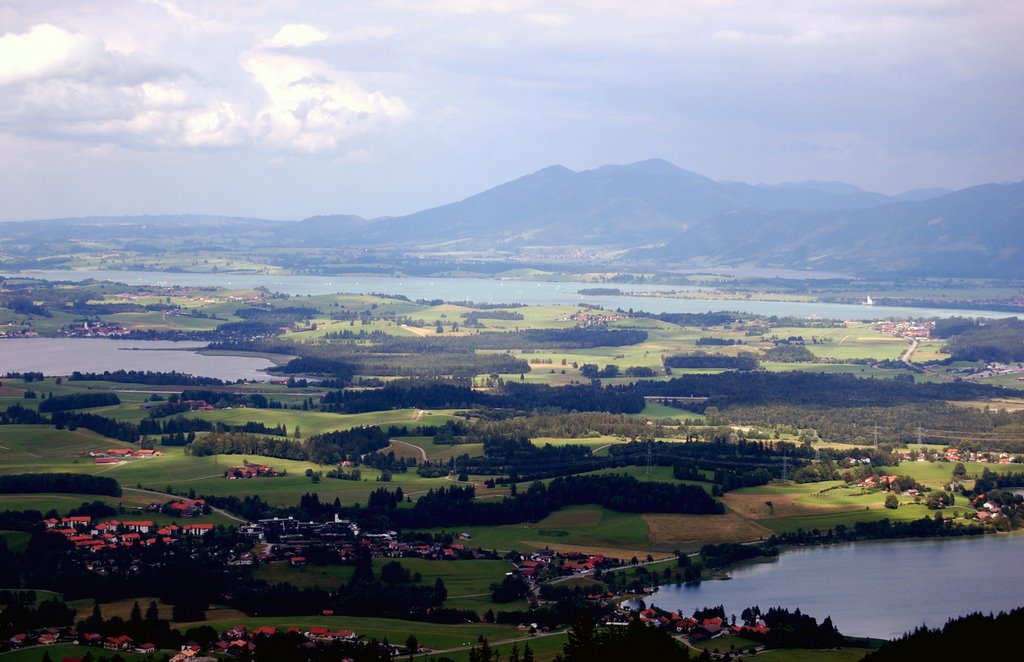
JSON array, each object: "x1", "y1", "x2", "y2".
[{"x1": 1, "y1": 0, "x2": 1021, "y2": 220}]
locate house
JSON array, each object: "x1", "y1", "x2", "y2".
[
  {"x1": 123, "y1": 520, "x2": 154, "y2": 533},
  {"x1": 182, "y1": 523, "x2": 215, "y2": 535}
]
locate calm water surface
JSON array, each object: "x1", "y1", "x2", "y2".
[
  {"x1": 6, "y1": 269, "x2": 1013, "y2": 320},
  {"x1": 640, "y1": 535, "x2": 1024, "y2": 639},
  {"x1": 0, "y1": 338, "x2": 276, "y2": 381}
]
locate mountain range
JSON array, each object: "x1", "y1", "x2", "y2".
[{"x1": 2, "y1": 159, "x2": 1020, "y2": 278}]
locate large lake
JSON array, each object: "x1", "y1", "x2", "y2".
[
  {"x1": 640, "y1": 535, "x2": 1024, "y2": 639},
  {"x1": 0, "y1": 339, "x2": 277, "y2": 382},
  {"x1": 5, "y1": 269, "x2": 1015, "y2": 320}
]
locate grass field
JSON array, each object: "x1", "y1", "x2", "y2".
[
  {"x1": 0, "y1": 529, "x2": 32, "y2": 553},
  {"x1": 411, "y1": 631, "x2": 568, "y2": 662},
  {"x1": 745, "y1": 647, "x2": 872, "y2": 662},
  {"x1": 253, "y1": 557, "x2": 515, "y2": 600},
  {"x1": 421, "y1": 506, "x2": 654, "y2": 558},
  {"x1": 0, "y1": 643, "x2": 165, "y2": 661},
  {"x1": 173, "y1": 613, "x2": 523, "y2": 651}
]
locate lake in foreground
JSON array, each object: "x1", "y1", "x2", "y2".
[{"x1": 639, "y1": 534, "x2": 1024, "y2": 639}]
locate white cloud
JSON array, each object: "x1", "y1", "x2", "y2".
[
  {"x1": 0, "y1": 23, "x2": 105, "y2": 86},
  {"x1": 0, "y1": 20, "x2": 407, "y2": 155},
  {"x1": 241, "y1": 50, "x2": 409, "y2": 153},
  {"x1": 266, "y1": 24, "x2": 329, "y2": 49}
]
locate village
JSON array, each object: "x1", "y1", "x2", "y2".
[{"x1": 876, "y1": 319, "x2": 934, "y2": 338}]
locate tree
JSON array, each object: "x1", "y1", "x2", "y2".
[
  {"x1": 405, "y1": 634, "x2": 419, "y2": 653},
  {"x1": 564, "y1": 608, "x2": 597, "y2": 662},
  {"x1": 885, "y1": 494, "x2": 899, "y2": 510}
]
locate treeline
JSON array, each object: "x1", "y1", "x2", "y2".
[
  {"x1": 383, "y1": 474, "x2": 723, "y2": 529},
  {"x1": 69, "y1": 370, "x2": 226, "y2": 386},
  {"x1": 767, "y1": 515, "x2": 985, "y2": 546},
  {"x1": 186, "y1": 426, "x2": 390, "y2": 464},
  {"x1": 751, "y1": 607, "x2": 844, "y2": 650},
  {"x1": 635, "y1": 371, "x2": 1011, "y2": 411},
  {"x1": 321, "y1": 379, "x2": 483, "y2": 413},
  {"x1": 724, "y1": 401, "x2": 1024, "y2": 448},
  {"x1": 278, "y1": 357, "x2": 356, "y2": 380},
  {"x1": 762, "y1": 344, "x2": 817, "y2": 362},
  {"x1": 696, "y1": 337, "x2": 742, "y2": 346},
  {"x1": 664, "y1": 353, "x2": 759, "y2": 370},
  {"x1": 52, "y1": 410, "x2": 138, "y2": 442},
  {"x1": 455, "y1": 435, "x2": 597, "y2": 478},
  {"x1": 38, "y1": 391, "x2": 120, "y2": 412},
  {"x1": 187, "y1": 433, "x2": 306, "y2": 460},
  {"x1": 462, "y1": 310, "x2": 524, "y2": 326},
  {"x1": 0, "y1": 473, "x2": 121, "y2": 496},
  {"x1": 235, "y1": 305, "x2": 320, "y2": 320},
  {"x1": 615, "y1": 439, "x2": 800, "y2": 477},
  {"x1": 699, "y1": 542, "x2": 777, "y2": 570},
  {"x1": 323, "y1": 381, "x2": 645, "y2": 415},
  {"x1": 974, "y1": 468, "x2": 1024, "y2": 493},
  {"x1": 641, "y1": 311, "x2": 746, "y2": 327},
  {"x1": 216, "y1": 339, "x2": 530, "y2": 378},
  {"x1": 0, "y1": 403, "x2": 47, "y2": 425},
  {"x1": 557, "y1": 610, "x2": 689, "y2": 661},
  {"x1": 863, "y1": 608, "x2": 1024, "y2": 662},
  {"x1": 943, "y1": 317, "x2": 1024, "y2": 362},
  {"x1": 443, "y1": 412, "x2": 670, "y2": 442}
]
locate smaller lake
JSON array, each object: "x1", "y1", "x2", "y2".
[
  {"x1": 0, "y1": 339, "x2": 277, "y2": 382},
  {"x1": 639, "y1": 535, "x2": 1024, "y2": 639}
]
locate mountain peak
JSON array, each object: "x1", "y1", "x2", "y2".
[{"x1": 592, "y1": 158, "x2": 709, "y2": 180}]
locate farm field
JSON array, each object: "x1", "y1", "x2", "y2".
[
  {"x1": 422, "y1": 505, "x2": 655, "y2": 559},
  {"x1": 410, "y1": 632, "x2": 569, "y2": 662},
  {"x1": 182, "y1": 407, "x2": 463, "y2": 437},
  {"x1": 0, "y1": 643, "x2": 165, "y2": 661},
  {"x1": 174, "y1": 613, "x2": 524, "y2": 651},
  {"x1": 254, "y1": 557, "x2": 515, "y2": 601}
]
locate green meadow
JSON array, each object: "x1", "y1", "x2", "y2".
[
  {"x1": 421, "y1": 506, "x2": 652, "y2": 557},
  {"x1": 0, "y1": 643, "x2": 165, "y2": 661},
  {"x1": 173, "y1": 613, "x2": 523, "y2": 651},
  {"x1": 254, "y1": 557, "x2": 515, "y2": 601}
]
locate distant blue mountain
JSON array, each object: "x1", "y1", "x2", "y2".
[{"x1": 4, "y1": 161, "x2": 1019, "y2": 278}]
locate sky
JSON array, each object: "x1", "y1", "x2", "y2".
[{"x1": 0, "y1": 0, "x2": 1021, "y2": 221}]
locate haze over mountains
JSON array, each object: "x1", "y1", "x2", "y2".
[{"x1": 3, "y1": 159, "x2": 1021, "y2": 278}]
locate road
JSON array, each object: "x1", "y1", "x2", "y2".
[
  {"x1": 387, "y1": 438, "x2": 428, "y2": 462},
  {"x1": 122, "y1": 486, "x2": 248, "y2": 524},
  {"x1": 900, "y1": 336, "x2": 920, "y2": 366}
]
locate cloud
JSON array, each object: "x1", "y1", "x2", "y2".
[
  {"x1": 0, "y1": 20, "x2": 407, "y2": 155},
  {"x1": 0, "y1": 23, "x2": 119, "y2": 86},
  {"x1": 241, "y1": 49, "x2": 409, "y2": 153},
  {"x1": 266, "y1": 24, "x2": 329, "y2": 49}
]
